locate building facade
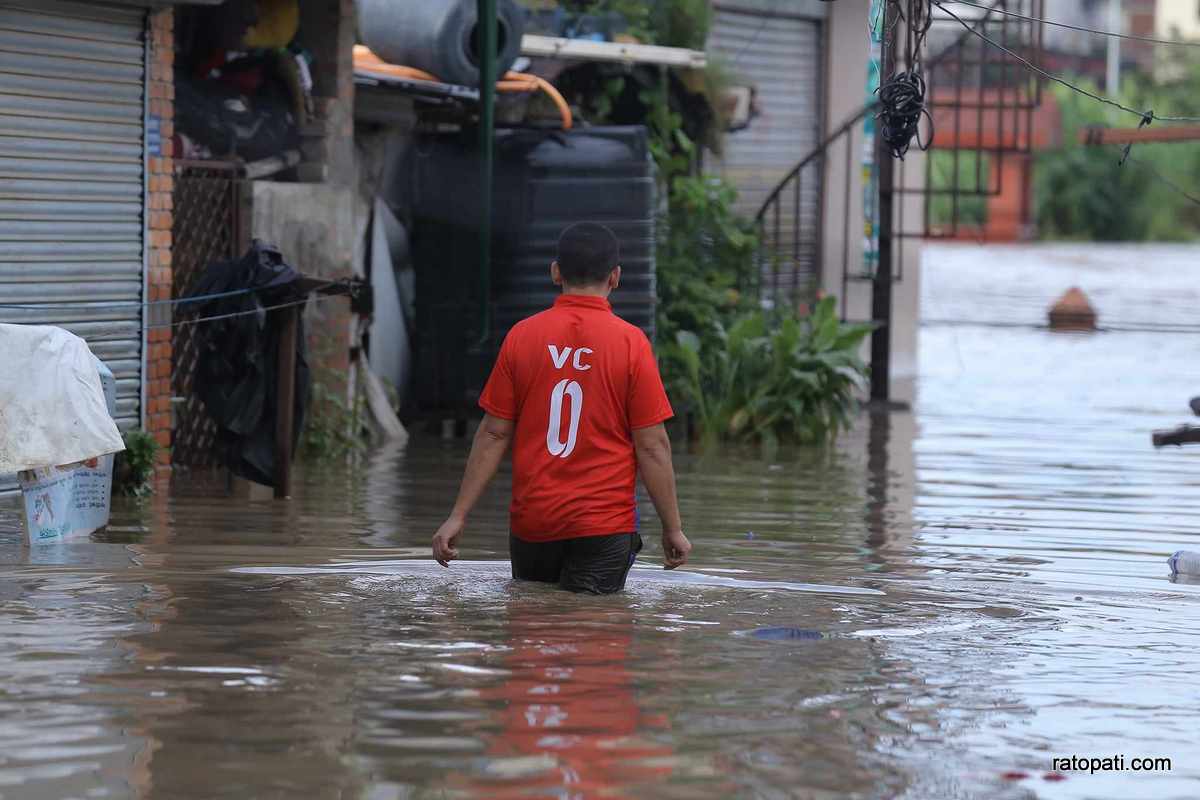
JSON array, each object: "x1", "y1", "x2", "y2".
[
  {"x1": 0, "y1": 0, "x2": 188, "y2": 492},
  {"x1": 1157, "y1": 0, "x2": 1200, "y2": 39},
  {"x1": 708, "y1": 0, "x2": 925, "y2": 396},
  {"x1": 0, "y1": 0, "x2": 360, "y2": 491}
]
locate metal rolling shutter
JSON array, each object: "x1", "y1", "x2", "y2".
[
  {"x1": 0, "y1": 0, "x2": 146, "y2": 492},
  {"x1": 708, "y1": 3, "x2": 823, "y2": 297}
]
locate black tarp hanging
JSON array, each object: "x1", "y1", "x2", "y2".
[{"x1": 183, "y1": 241, "x2": 310, "y2": 487}]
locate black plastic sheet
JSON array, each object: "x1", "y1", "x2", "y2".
[{"x1": 183, "y1": 241, "x2": 310, "y2": 487}]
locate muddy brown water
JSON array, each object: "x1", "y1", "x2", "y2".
[{"x1": 2, "y1": 244, "x2": 1199, "y2": 799}]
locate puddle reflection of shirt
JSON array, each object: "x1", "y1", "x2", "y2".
[{"x1": 463, "y1": 612, "x2": 674, "y2": 799}]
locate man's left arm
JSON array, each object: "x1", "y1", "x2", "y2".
[{"x1": 431, "y1": 414, "x2": 515, "y2": 567}]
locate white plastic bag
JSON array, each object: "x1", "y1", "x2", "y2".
[{"x1": 0, "y1": 324, "x2": 125, "y2": 474}]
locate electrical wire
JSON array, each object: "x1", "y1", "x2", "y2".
[
  {"x1": 898, "y1": 0, "x2": 934, "y2": 68},
  {"x1": 729, "y1": 0, "x2": 797, "y2": 66},
  {"x1": 877, "y1": 0, "x2": 935, "y2": 159},
  {"x1": 945, "y1": 0, "x2": 1200, "y2": 49},
  {"x1": 878, "y1": 70, "x2": 931, "y2": 158},
  {"x1": 931, "y1": 1, "x2": 1200, "y2": 201},
  {"x1": 932, "y1": 1, "x2": 1200, "y2": 124},
  {"x1": 1123, "y1": 152, "x2": 1200, "y2": 208}
]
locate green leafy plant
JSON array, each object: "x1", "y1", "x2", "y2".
[
  {"x1": 588, "y1": 74, "x2": 627, "y2": 121},
  {"x1": 547, "y1": 0, "x2": 710, "y2": 49},
  {"x1": 300, "y1": 372, "x2": 367, "y2": 462},
  {"x1": 534, "y1": 0, "x2": 727, "y2": 182},
  {"x1": 640, "y1": 74, "x2": 695, "y2": 183},
  {"x1": 656, "y1": 175, "x2": 759, "y2": 350},
  {"x1": 661, "y1": 298, "x2": 873, "y2": 446},
  {"x1": 113, "y1": 429, "x2": 159, "y2": 497},
  {"x1": 555, "y1": 0, "x2": 655, "y2": 43},
  {"x1": 299, "y1": 330, "x2": 367, "y2": 462},
  {"x1": 653, "y1": 0, "x2": 712, "y2": 50}
]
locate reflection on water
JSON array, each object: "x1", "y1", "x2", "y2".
[{"x1": 1, "y1": 244, "x2": 1199, "y2": 799}]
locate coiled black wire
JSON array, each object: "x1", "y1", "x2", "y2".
[
  {"x1": 876, "y1": 0, "x2": 935, "y2": 160},
  {"x1": 878, "y1": 70, "x2": 930, "y2": 159}
]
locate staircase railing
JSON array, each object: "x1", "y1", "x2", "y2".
[
  {"x1": 749, "y1": 0, "x2": 1043, "y2": 318},
  {"x1": 751, "y1": 103, "x2": 876, "y2": 316}
]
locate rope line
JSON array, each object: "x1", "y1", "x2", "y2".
[
  {"x1": 148, "y1": 293, "x2": 340, "y2": 331},
  {"x1": 0, "y1": 282, "x2": 339, "y2": 313},
  {"x1": 0, "y1": 285, "x2": 276, "y2": 312}
]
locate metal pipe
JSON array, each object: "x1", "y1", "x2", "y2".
[
  {"x1": 871, "y1": 0, "x2": 897, "y2": 402},
  {"x1": 274, "y1": 305, "x2": 298, "y2": 499},
  {"x1": 1106, "y1": 0, "x2": 1121, "y2": 98},
  {"x1": 476, "y1": 0, "x2": 497, "y2": 347}
]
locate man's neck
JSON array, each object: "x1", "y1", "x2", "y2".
[{"x1": 561, "y1": 286, "x2": 611, "y2": 299}]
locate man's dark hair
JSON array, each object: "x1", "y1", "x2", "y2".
[{"x1": 556, "y1": 222, "x2": 620, "y2": 286}]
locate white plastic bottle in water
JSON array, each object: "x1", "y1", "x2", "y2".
[{"x1": 1168, "y1": 551, "x2": 1200, "y2": 576}]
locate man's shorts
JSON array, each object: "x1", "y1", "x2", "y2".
[{"x1": 509, "y1": 532, "x2": 643, "y2": 595}]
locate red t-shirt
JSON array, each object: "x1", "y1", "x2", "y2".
[{"x1": 479, "y1": 294, "x2": 673, "y2": 542}]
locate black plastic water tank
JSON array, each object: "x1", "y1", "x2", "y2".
[
  {"x1": 489, "y1": 126, "x2": 657, "y2": 341},
  {"x1": 407, "y1": 125, "x2": 657, "y2": 415}
]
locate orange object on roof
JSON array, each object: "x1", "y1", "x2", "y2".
[{"x1": 353, "y1": 45, "x2": 573, "y2": 130}]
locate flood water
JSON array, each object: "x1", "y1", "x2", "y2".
[{"x1": 2, "y1": 243, "x2": 1199, "y2": 799}]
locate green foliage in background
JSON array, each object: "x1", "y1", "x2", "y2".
[
  {"x1": 520, "y1": 0, "x2": 866, "y2": 444},
  {"x1": 300, "y1": 335, "x2": 367, "y2": 462},
  {"x1": 300, "y1": 376, "x2": 366, "y2": 462},
  {"x1": 525, "y1": 0, "x2": 728, "y2": 174},
  {"x1": 656, "y1": 175, "x2": 758, "y2": 351},
  {"x1": 640, "y1": 73, "x2": 695, "y2": 183},
  {"x1": 653, "y1": 0, "x2": 711, "y2": 51},
  {"x1": 929, "y1": 150, "x2": 988, "y2": 229},
  {"x1": 661, "y1": 298, "x2": 872, "y2": 446},
  {"x1": 545, "y1": 0, "x2": 711, "y2": 49},
  {"x1": 1035, "y1": 75, "x2": 1200, "y2": 242},
  {"x1": 113, "y1": 429, "x2": 159, "y2": 497}
]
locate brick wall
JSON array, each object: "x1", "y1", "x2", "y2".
[{"x1": 146, "y1": 9, "x2": 175, "y2": 470}]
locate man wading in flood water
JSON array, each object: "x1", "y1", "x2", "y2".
[{"x1": 431, "y1": 222, "x2": 692, "y2": 593}]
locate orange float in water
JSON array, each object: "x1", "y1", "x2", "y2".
[{"x1": 1048, "y1": 287, "x2": 1097, "y2": 332}]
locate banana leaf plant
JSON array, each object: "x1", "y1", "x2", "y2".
[{"x1": 662, "y1": 297, "x2": 873, "y2": 445}]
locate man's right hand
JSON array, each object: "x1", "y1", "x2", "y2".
[
  {"x1": 662, "y1": 529, "x2": 691, "y2": 570},
  {"x1": 432, "y1": 517, "x2": 465, "y2": 567}
]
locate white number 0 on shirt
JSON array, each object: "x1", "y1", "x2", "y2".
[{"x1": 546, "y1": 379, "x2": 582, "y2": 458}]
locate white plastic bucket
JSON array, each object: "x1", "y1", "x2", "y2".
[
  {"x1": 18, "y1": 357, "x2": 119, "y2": 545},
  {"x1": 19, "y1": 466, "x2": 78, "y2": 544},
  {"x1": 68, "y1": 359, "x2": 117, "y2": 535}
]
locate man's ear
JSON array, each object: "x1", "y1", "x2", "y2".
[
  {"x1": 550, "y1": 261, "x2": 563, "y2": 286},
  {"x1": 609, "y1": 265, "x2": 622, "y2": 290}
]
